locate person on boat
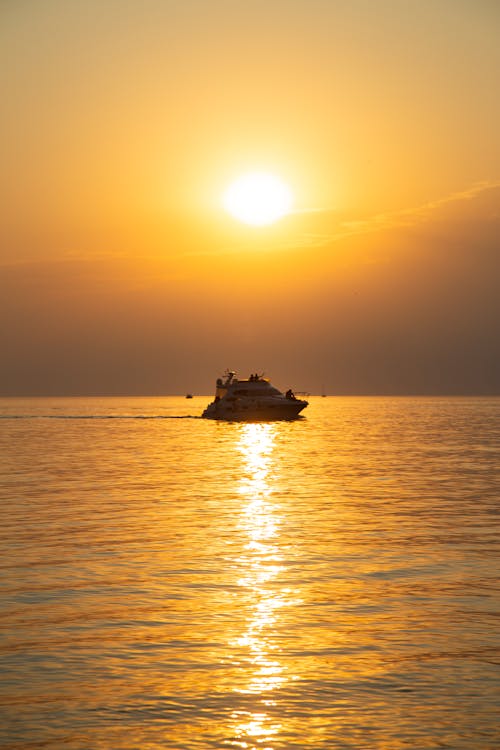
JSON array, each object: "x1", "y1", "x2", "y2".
[{"x1": 285, "y1": 389, "x2": 296, "y2": 400}]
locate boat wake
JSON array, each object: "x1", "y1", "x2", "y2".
[{"x1": 0, "y1": 415, "x2": 202, "y2": 420}]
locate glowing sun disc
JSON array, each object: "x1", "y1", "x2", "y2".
[{"x1": 223, "y1": 172, "x2": 293, "y2": 226}]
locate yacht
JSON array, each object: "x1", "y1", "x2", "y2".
[{"x1": 202, "y1": 370, "x2": 308, "y2": 421}]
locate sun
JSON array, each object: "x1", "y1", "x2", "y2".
[{"x1": 222, "y1": 171, "x2": 293, "y2": 226}]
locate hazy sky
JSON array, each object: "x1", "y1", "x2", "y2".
[{"x1": 1, "y1": 0, "x2": 499, "y2": 395}]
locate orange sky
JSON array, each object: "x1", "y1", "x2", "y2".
[{"x1": 1, "y1": 1, "x2": 499, "y2": 394}]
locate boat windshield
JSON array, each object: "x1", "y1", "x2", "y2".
[{"x1": 233, "y1": 385, "x2": 281, "y2": 396}]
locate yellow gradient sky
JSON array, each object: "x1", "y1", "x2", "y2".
[{"x1": 1, "y1": 0, "x2": 499, "y2": 394}]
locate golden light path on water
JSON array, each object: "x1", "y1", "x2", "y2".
[
  {"x1": 227, "y1": 423, "x2": 296, "y2": 749},
  {"x1": 1, "y1": 398, "x2": 499, "y2": 749}
]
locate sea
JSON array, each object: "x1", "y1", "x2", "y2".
[{"x1": 0, "y1": 396, "x2": 499, "y2": 750}]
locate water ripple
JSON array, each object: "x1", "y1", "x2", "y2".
[{"x1": 0, "y1": 396, "x2": 499, "y2": 749}]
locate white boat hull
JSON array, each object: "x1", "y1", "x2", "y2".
[{"x1": 202, "y1": 397, "x2": 307, "y2": 421}]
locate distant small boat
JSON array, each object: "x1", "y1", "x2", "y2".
[
  {"x1": 202, "y1": 370, "x2": 308, "y2": 421},
  {"x1": 185, "y1": 393, "x2": 193, "y2": 399}
]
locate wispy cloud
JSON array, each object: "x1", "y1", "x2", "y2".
[{"x1": 291, "y1": 180, "x2": 500, "y2": 248}]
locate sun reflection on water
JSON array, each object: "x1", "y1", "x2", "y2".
[{"x1": 225, "y1": 423, "x2": 293, "y2": 748}]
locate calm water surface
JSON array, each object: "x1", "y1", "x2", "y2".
[{"x1": 0, "y1": 397, "x2": 499, "y2": 749}]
